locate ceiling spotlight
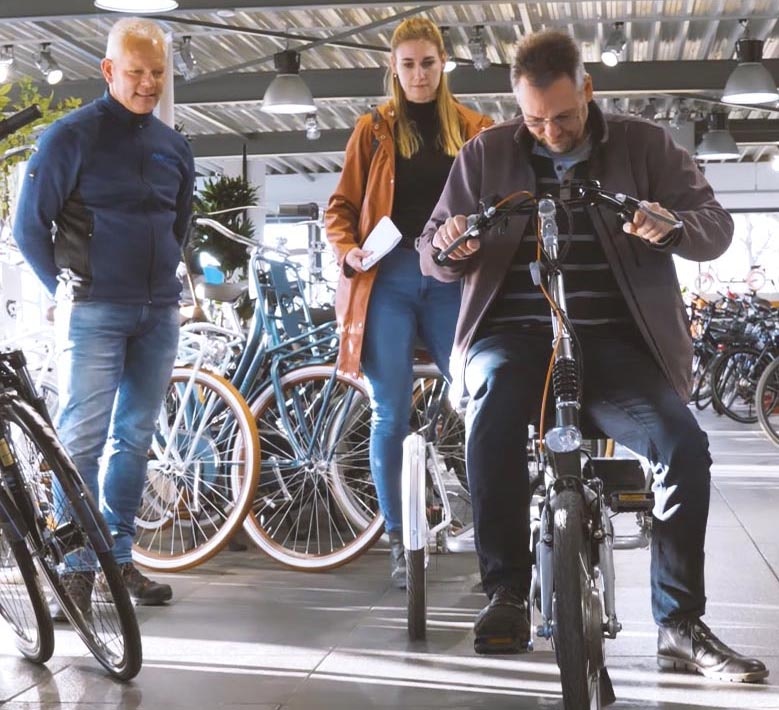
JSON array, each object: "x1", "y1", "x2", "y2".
[
  {"x1": 94, "y1": 0, "x2": 179, "y2": 12},
  {"x1": 261, "y1": 50, "x2": 316, "y2": 114},
  {"x1": 36, "y1": 43, "x2": 63, "y2": 85},
  {"x1": 601, "y1": 22, "x2": 626, "y2": 67},
  {"x1": 722, "y1": 24, "x2": 779, "y2": 104},
  {"x1": 0, "y1": 46, "x2": 14, "y2": 83},
  {"x1": 442, "y1": 27, "x2": 457, "y2": 73},
  {"x1": 696, "y1": 112, "x2": 740, "y2": 161},
  {"x1": 305, "y1": 113, "x2": 321, "y2": 141},
  {"x1": 175, "y1": 36, "x2": 198, "y2": 81},
  {"x1": 468, "y1": 26, "x2": 491, "y2": 71}
]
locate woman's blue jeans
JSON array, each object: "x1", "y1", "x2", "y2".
[
  {"x1": 360, "y1": 247, "x2": 461, "y2": 533},
  {"x1": 464, "y1": 330, "x2": 711, "y2": 625},
  {"x1": 54, "y1": 300, "x2": 180, "y2": 566}
]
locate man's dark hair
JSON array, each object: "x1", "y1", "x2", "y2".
[{"x1": 511, "y1": 30, "x2": 585, "y2": 89}]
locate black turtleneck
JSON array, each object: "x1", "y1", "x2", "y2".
[{"x1": 390, "y1": 100, "x2": 455, "y2": 248}]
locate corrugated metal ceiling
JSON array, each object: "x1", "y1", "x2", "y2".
[{"x1": 3, "y1": 1, "x2": 779, "y2": 175}]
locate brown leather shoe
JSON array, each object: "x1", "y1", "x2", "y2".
[
  {"x1": 473, "y1": 586, "x2": 530, "y2": 655},
  {"x1": 657, "y1": 618, "x2": 768, "y2": 683}
]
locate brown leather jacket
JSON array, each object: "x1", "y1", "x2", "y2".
[{"x1": 324, "y1": 100, "x2": 493, "y2": 377}]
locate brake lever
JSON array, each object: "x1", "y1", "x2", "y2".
[{"x1": 433, "y1": 207, "x2": 496, "y2": 265}]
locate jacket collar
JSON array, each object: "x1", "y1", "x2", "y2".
[{"x1": 100, "y1": 90, "x2": 153, "y2": 127}]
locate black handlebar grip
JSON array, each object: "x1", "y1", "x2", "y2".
[{"x1": 0, "y1": 104, "x2": 42, "y2": 142}]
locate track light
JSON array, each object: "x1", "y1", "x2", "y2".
[
  {"x1": 305, "y1": 113, "x2": 320, "y2": 141},
  {"x1": 696, "y1": 113, "x2": 740, "y2": 161},
  {"x1": 468, "y1": 26, "x2": 491, "y2": 71},
  {"x1": 601, "y1": 22, "x2": 626, "y2": 67},
  {"x1": 0, "y1": 46, "x2": 13, "y2": 83},
  {"x1": 175, "y1": 36, "x2": 198, "y2": 81},
  {"x1": 442, "y1": 27, "x2": 457, "y2": 73},
  {"x1": 94, "y1": 0, "x2": 179, "y2": 12},
  {"x1": 36, "y1": 44, "x2": 63, "y2": 85},
  {"x1": 261, "y1": 50, "x2": 316, "y2": 115},
  {"x1": 722, "y1": 23, "x2": 779, "y2": 105}
]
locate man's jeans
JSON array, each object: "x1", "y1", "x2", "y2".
[
  {"x1": 360, "y1": 247, "x2": 461, "y2": 533},
  {"x1": 54, "y1": 300, "x2": 180, "y2": 565},
  {"x1": 464, "y1": 330, "x2": 711, "y2": 626}
]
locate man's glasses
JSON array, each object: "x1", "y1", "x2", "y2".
[{"x1": 523, "y1": 111, "x2": 580, "y2": 129}]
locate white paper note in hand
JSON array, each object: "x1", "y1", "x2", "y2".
[{"x1": 361, "y1": 216, "x2": 402, "y2": 270}]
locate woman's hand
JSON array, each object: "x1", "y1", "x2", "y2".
[{"x1": 344, "y1": 246, "x2": 372, "y2": 273}]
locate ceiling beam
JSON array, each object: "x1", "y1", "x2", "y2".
[
  {"x1": 50, "y1": 60, "x2": 779, "y2": 106},
  {"x1": 190, "y1": 119, "x2": 779, "y2": 159}
]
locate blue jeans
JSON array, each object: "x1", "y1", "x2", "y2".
[
  {"x1": 54, "y1": 300, "x2": 180, "y2": 565},
  {"x1": 360, "y1": 247, "x2": 461, "y2": 533},
  {"x1": 464, "y1": 330, "x2": 710, "y2": 626}
]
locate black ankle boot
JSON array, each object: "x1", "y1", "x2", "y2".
[{"x1": 387, "y1": 530, "x2": 406, "y2": 589}]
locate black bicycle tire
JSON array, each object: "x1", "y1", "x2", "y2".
[
  {"x1": 0, "y1": 534, "x2": 54, "y2": 664},
  {"x1": 756, "y1": 356, "x2": 779, "y2": 446},
  {"x1": 552, "y1": 488, "x2": 601, "y2": 709},
  {"x1": 710, "y1": 346, "x2": 763, "y2": 423},
  {"x1": 5, "y1": 398, "x2": 142, "y2": 680},
  {"x1": 406, "y1": 547, "x2": 426, "y2": 640}
]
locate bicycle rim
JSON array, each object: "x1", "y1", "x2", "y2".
[
  {"x1": 243, "y1": 365, "x2": 383, "y2": 570},
  {"x1": 134, "y1": 367, "x2": 260, "y2": 571},
  {"x1": 5, "y1": 398, "x2": 142, "y2": 680},
  {"x1": 0, "y1": 529, "x2": 54, "y2": 663},
  {"x1": 757, "y1": 357, "x2": 779, "y2": 446},
  {"x1": 552, "y1": 488, "x2": 603, "y2": 709},
  {"x1": 711, "y1": 347, "x2": 763, "y2": 423}
]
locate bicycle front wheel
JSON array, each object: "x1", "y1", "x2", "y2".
[
  {"x1": 0, "y1": 528, "x2": 54, "y2": 664},
  {"x1": 552, "y1": 488, "x2": 604, "y2": 709},
  {"x1": 756, "y1": 356, "x2": 779, "y2": 446},
  {"x1": 2, "y1": 397, "x2": 141, "y2": 680},
  {"x1": 243, "y1": 365, "x2": 383, "y2": 570},
  {"x1": 134, "y1": 367, "x2": 260, "y2": 571}
]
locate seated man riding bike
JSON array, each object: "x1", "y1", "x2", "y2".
[{"x1": 416, "y1": 29, "x2": 767, "y2": 683}]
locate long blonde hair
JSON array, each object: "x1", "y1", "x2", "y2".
[{"x1": 386, "y1": 18, "x2": 465, "y2": 159}]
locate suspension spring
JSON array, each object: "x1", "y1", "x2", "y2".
[{"x1": 552, "y1": 357, "x2": 580, "y2": 403}]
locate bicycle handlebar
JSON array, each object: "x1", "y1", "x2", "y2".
[
  {"x1": 193, "y1": 216, "x2": 291, "y2": 258},
  {"x1": 432, "y1": 181, "x2": 683, "y2": 264},
  {"x1": 0, "y1": 105, "x2": 42, "y2": 143}
]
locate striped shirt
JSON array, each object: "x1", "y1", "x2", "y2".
[{"x1": 479, "y1": 147, "x2": 635, "y2": 337}]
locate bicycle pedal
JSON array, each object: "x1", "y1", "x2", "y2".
[
  {"x1": 474, "y1": 635, "x2": 529, "y2": 655},
  {"x1": 609, "y1": 491, "x2": 654, "y2": 513}
]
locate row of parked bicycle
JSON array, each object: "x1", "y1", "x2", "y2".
[{"x1": 689, "y1": 289, "x2": 779, "y2": 444}]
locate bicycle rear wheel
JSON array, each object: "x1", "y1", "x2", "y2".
[
  {"x1": 711, "y1": 346, "x2": 768, "y2": 423},
  {"x1": 134, "y1": 367, "x2": 260, "y2": 571},
  {"x1": 756, "y1": 356, "x2": 779, "y2": 446},
  {"x1": 243, "y1": 365, "x2": 383, "y2": 570},
  {"x1": 2, "y1": 397, "x2": 141, "y2": 680},
  {"x1": 552, "y1": 487, "x2": 604, "y2": 709},
  {"x1": 0, "y1": 527, "x2": 54, "y2": 663}
]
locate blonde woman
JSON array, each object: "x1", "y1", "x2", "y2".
[{"x1": 326, "y1": 17, "x2": 492, "y2": 587}]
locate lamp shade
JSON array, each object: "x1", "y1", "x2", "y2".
[
  {"x1": 722, "y1": 38, "x2": 779, "y2": 104},
  {"x1": 261, "y1": 50, "x2": 316, "y2": 114},
  {"x1": 696, "y1": 113, "x2": 740, "y2": 160},
  {"x1": 94, "y1": 0, "x2": 179, "y2": 11}
]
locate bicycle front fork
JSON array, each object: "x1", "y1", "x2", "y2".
[{"x1": 529, "y1": 481, "x2": 621, "y2": 644}]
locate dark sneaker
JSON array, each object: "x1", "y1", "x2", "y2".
[
  {"x1": 473, "y1": 585, "x2": 530, "y2": 654},
  {"x1": 119, "y1": 563, "x2": 172, "y2": 606},
  {"x1": 657, "y1": 618, "x2": 769, "y2": 683},
  {"x1": 49, "y1": 571, "x2": 95, "y2": 622},
  {"x1": 388, "y1": 531, "x2": 406, "y2": 590}
]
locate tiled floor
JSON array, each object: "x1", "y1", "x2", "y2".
[{"x1": 2, "y1": 407, "x2": 778, "y2": 709}]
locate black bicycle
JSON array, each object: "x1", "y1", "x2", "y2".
[
  {"x1": 0, "y1": 348, "x2": 142, "y2": 679},
  {"x1": 434, "y1": 182, "x2": 663, "y2": 709}
]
